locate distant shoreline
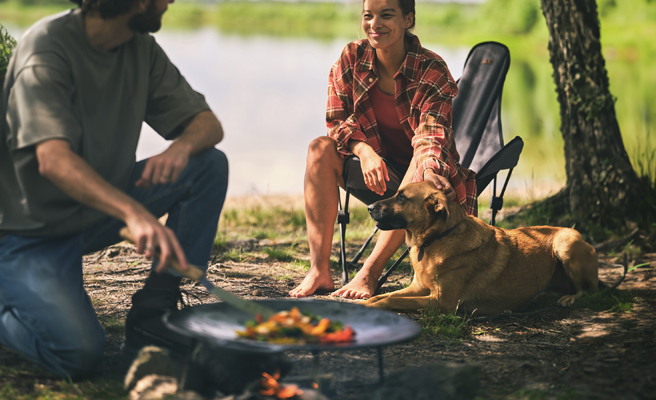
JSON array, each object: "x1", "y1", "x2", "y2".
[{"x1": 1, "y1": 0, "x2": 654, "y2": 53}]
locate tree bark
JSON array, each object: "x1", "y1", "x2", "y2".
[{"x1": 540, "y1": 0, "x2": 642, "y2": 233}]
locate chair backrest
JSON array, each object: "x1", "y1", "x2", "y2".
[{"x1": 452, "y1": 42, "x2": 512, "y2": 175}]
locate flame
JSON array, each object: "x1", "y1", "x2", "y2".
[{"x1": 260, "y1": 370, "x2": 303, "y2": 399}]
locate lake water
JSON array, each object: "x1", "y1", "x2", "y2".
[
  {"x1": 142, "y1": 28, "x2": 472, "y2": 197},
  {"x1": 5, "y1": 24, "x2": 654, "y2": 200}
]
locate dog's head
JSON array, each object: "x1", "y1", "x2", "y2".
[{"x1": 367, "y1": 181, "x2": 451, "y2": 234}]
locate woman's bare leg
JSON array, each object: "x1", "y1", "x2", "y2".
[
  {"x1": 331, "y1": 228, "x2": 405, "y2": 299},
  {"x1": 289, "y1": 137, "x2": 345, "y2": 297}
]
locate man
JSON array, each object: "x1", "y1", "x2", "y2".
[{"x1": 0, "y1": 0, "x2": 228, "y2": 379}]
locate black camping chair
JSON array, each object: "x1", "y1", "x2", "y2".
[{"x1": 337, "y1": 41, "x2": 524, "y2": 289}]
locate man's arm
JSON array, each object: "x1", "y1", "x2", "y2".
[
  {"x1": 136, "y1": 110, "x2": 223, "y2": 188},
  {"x1": 36, "y1": 139, "x2": 189, "y2": 272}
]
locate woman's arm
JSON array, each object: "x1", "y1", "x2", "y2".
[
  {"x1": 411, "y1": 102, "x2": 453, "y2": 180},
  {"x1": 410, "y1": 67, "x2": 475, "y2": 207},
  {"x1": 326, "y1": 45, "x2": 368, "y2": 157}
]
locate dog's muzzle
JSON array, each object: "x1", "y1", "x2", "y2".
[{"x1": 368, "y1": 202, "x2": 407, "y2": 231}]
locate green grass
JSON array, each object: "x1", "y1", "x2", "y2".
[
  {"x1": 217, "y1": 248, "x2": 250, "y2": 263},
  {"x1": 97, "y1": 315, "x2": 124, "y2": 335},
  {"x1": 628, "y1": 262, "x2": 653, "y2": 273},
  {"x1": 262, "y1": 246, "x2": 294, "y2": 262},
  {"x1": 418, "y1": 303, "x2": 471, "y2": 339},
  {"x1": 0, "y1": 362, "x2": 126, "y2": 400},
  {"x1": 218, "y1": 205, "x2": 306, "y2": 241},
  {"x1": 287, "y1": 259, "x2": 311, "y2": 271},
  {"x1": 572, "y1": 289, "x2": 636, "y2": 313}
]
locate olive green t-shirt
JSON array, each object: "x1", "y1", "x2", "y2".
[{"x1": 0, "y1": 9, "x2": 210, "y2": 238}]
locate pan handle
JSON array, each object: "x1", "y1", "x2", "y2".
[{"x1": 119, "y1": 227, "x2": 205, "y2": 281}]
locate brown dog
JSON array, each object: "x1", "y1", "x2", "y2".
[{"x1": 364, "y1": 181, "x2": 599, "y2": 315}]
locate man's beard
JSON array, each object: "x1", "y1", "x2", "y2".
[{"x1": 128, "y1": 1, "x2": 163, "y2": 33}]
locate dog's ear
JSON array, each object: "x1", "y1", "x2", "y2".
[{"x1": 428, "y1": 193, "x2": 450, "y2": 220}]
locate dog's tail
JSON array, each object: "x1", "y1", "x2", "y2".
[{"x1": 598, "y1": 253, "x2": 629, "y2": 291}]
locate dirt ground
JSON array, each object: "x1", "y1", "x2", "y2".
[{"x1": 1, "y1": 229, "x2": 655, "y2": 399}]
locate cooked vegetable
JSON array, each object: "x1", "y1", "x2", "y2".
[{"x1": 236, "y1": 307, "x2": 355, "y2": 344}]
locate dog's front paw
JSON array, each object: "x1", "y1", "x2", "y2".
[
  {"x1": 363, "y1": 295, "x2": 386, "y2": 307},
  {"x1": 557, "y1": 294, "x2": 579, "y2": 307}
]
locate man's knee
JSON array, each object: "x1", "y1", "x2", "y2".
[
  {"x1": 307, "y1": 136, "x2": 339, "y2": 164},
  {"x1": 189, "y1": 148, "x2": 229, "y2": 189},
  {"x1": 195, "y1": 148, "x2": 228, "y2": 176}
]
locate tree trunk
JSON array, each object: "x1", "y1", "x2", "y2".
[{"x1": 539, "y1": 0, "x2": 642, "y2": 234}]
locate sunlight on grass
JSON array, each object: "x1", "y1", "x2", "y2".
[
  {"x1": 262, "y1": 246, "x2": 294, "y2": 262},
  {"x1": 288, "y1": 259, "x2": 311, "y2": 271},
  {"x1": 218, "y1": 205, "x2": 306, "y2": 242},
  {"x1": 418, "y1": 304, "x2": 471, "y2": 339},
  {"x1": 217, "y1": 248, "x2": 258, "y2": 263}
]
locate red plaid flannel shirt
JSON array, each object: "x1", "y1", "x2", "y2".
[{"x1": 326, "y1": 36, "x2": 477, "y2": 216}]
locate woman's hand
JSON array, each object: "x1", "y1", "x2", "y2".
[
  {"x1": 350, "y1": 141, "x2": 389, "y2": 196},
  {"x1": 423, "y1": 169, "x2": 456, "y2": 201}
]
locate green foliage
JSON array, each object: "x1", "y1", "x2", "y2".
[
  {"x1": 478, "y1": 0, "x2": 541, "y2": 35},
  {"x1": 0, "y1": 23, "x2": 16, "y2": 86},
  {"x1": 17, "y1": 0, "x2": 69, "y2": 5},
  {"x1": 631, "y1": 132, "x2": 656, "y2": 225}
]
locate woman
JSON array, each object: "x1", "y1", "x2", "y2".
[{"x1": 289, "y1": 0, "x2": 476, "y2": 299}]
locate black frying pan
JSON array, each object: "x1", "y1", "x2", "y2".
[{"x1": 164, "y1": 299, "x2": 421, "y2": 354}]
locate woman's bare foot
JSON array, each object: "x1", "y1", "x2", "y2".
[
  {"x1": 289, "y1": 267, "x2": 335, "y2": 297},
  {"x1": 331, "y1": 268, "x2": 378, "y2": 299}
]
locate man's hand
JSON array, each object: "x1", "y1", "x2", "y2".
[
  {"x1": 125, "y1": 213, "x2": 189, "y2": 273},
  {"x1": 350, "y1": 141, "x2": 388, "y2": 196},
  {"x1": 135, "y1": 142, "x2": 190, "y2": 189},
  {"x1": 136, "y1": 110, "x2": 223, "y2": 190},
  {"x1": 423, "y1": 169, "x2": 456, "y2": 201}
]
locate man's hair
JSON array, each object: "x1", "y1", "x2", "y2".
[{"x1": 69, "y1": 0, "x2": 136, "y2": 19}]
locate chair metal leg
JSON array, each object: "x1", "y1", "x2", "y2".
[
  {"x1": 489, "y1": 167, "x2": 514, "y2": 226},
  {"x1": 376, "y1": 247, "x2": 410, "y2": 293},
  {"x1": 337, "y1": 189, "x2": 351, "y2": 285},
  {"x1": 350, "y1": 227, "x2": 378, "y2": 266}
]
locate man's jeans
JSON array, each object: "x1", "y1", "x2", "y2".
[{"x1": 0, "y1": 148, "x2": 228, "y2": 379}]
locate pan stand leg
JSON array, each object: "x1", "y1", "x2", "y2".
[{"x1": 377, "y1": 347, "x2": 384, "y2": 384}]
